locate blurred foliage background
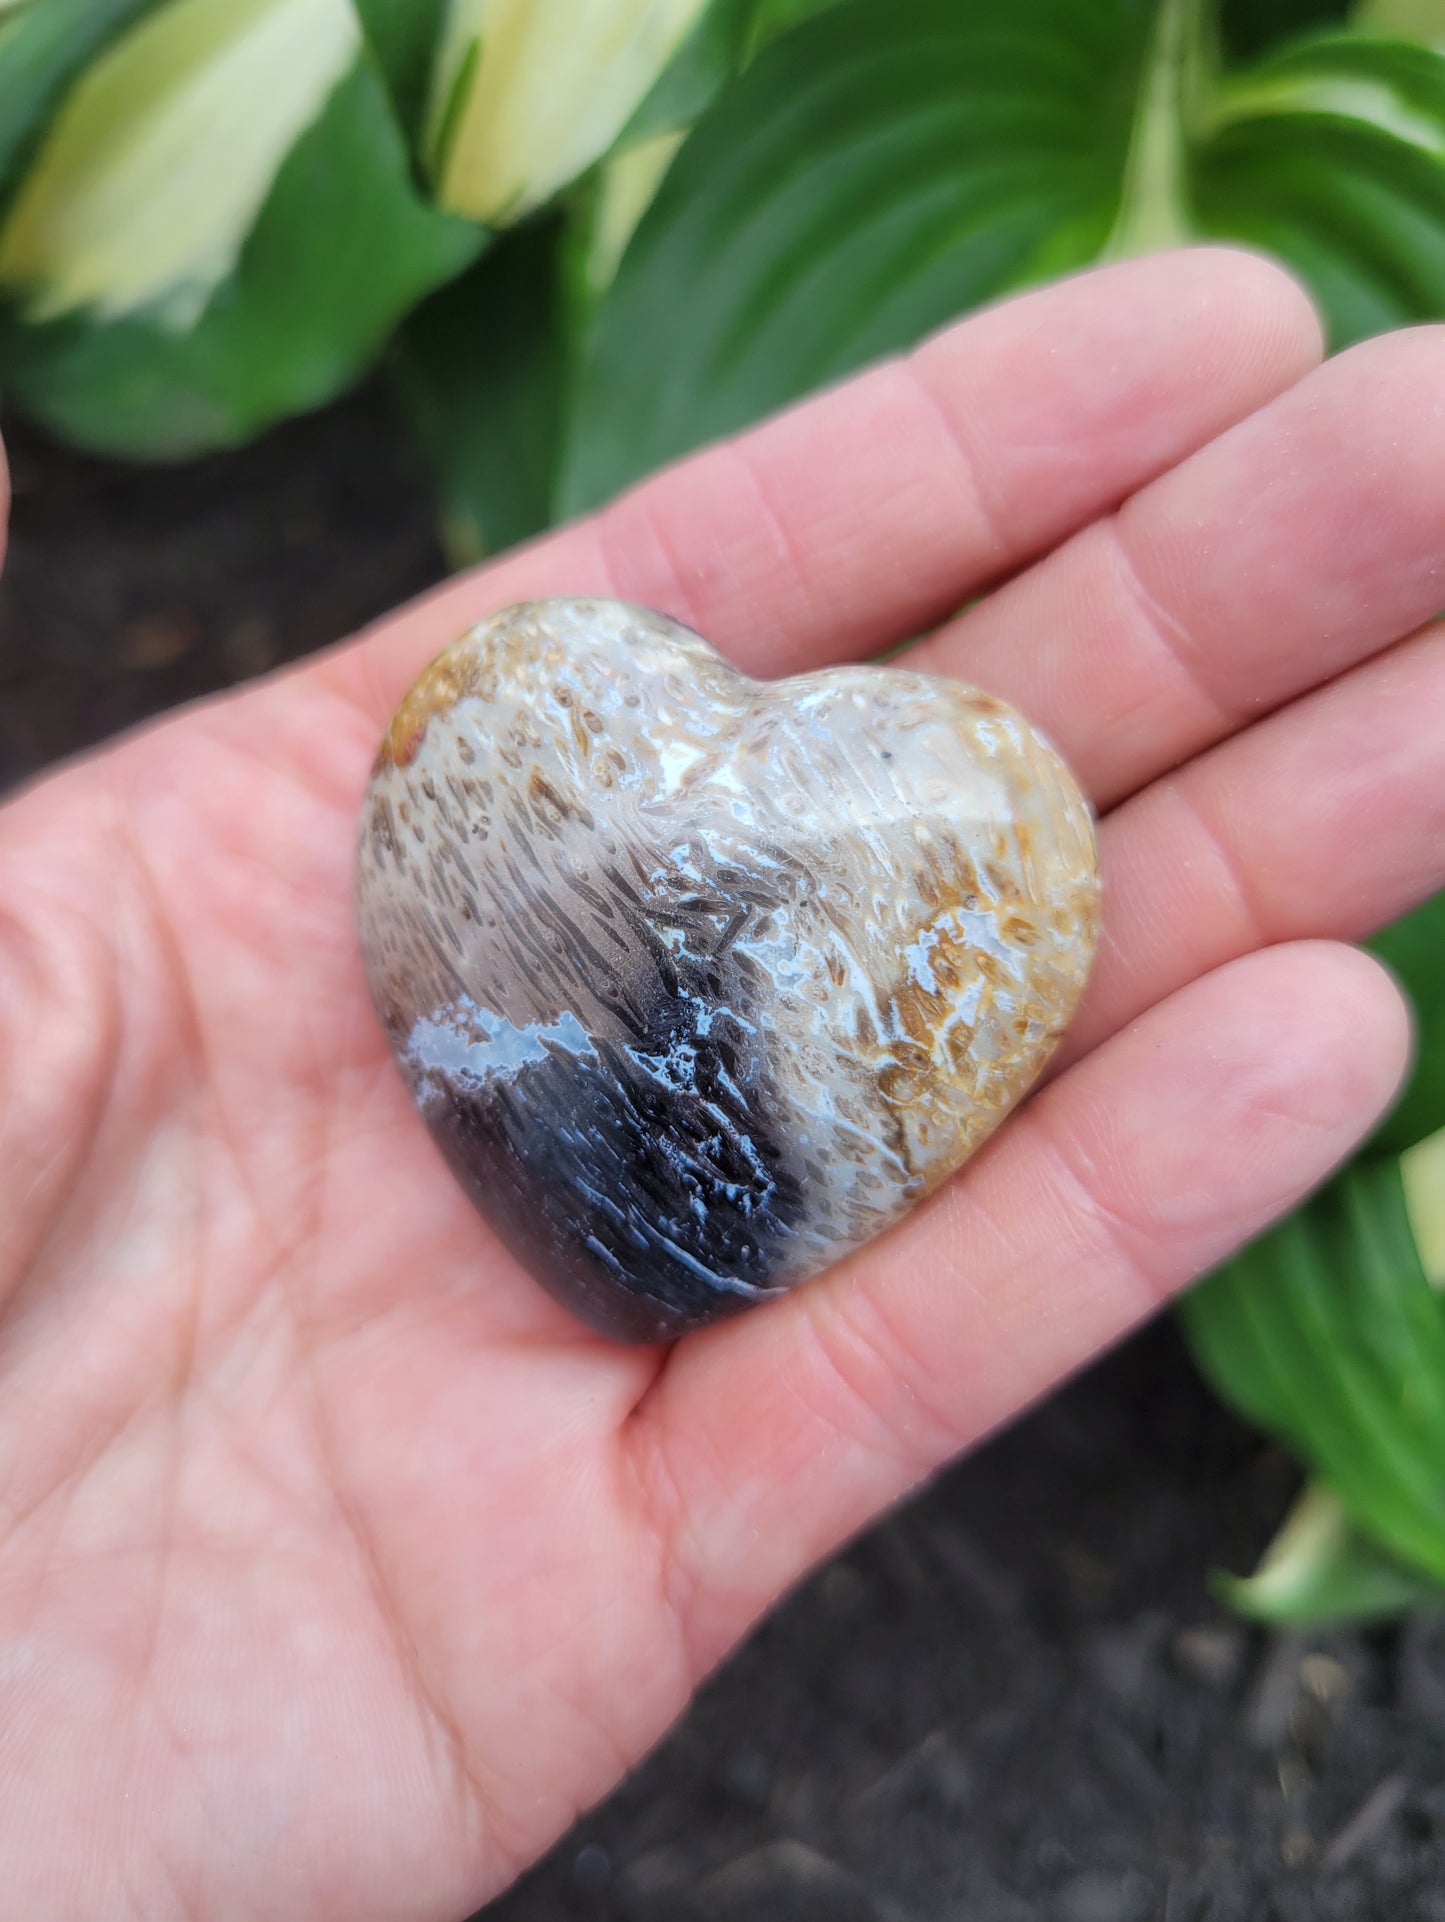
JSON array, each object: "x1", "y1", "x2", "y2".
[{"x1": 0, "y1": 0, "x2": 1441, "y2": 1627}]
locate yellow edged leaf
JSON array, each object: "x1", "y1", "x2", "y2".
[
  {"x1": 0, "y1": 0, "x2": 360, "y2": 328},
  {"x1": 1402, "y1": 1125, "x2": 1445, "y2": 1286},
  {"x1": 1354, "y1": 0, "x2": 1445, "y2": 44},
  {"x1": 585, "y1": 127, "x2": 684, "y2": 297},
  {"x1": 427, "y1": 0, "x2": 709, "y2": 225}
]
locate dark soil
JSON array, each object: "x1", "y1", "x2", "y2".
[
  {"x1": 2, "y1": 393, "x2": 1442, "y2": 1922},
  {"x1": 488, "y1": 1327, "x2": 1445, "y2": 1922},
  {"x1": 0, "y1": 392, "x2": 446, "y2": 788}
]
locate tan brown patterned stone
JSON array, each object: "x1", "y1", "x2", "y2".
[{"x1": 357, "y1": 600, "x2": 1098, "y2": 1340}]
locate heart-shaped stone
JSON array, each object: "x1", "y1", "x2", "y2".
[{"x1": 357, "y1": 600, "x2": 1098, "y2": 1341}]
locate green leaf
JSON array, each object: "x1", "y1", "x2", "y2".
[
  {"x1": 745, "y1": 0, "x2": 850, "y2": 49},
  {"x1": 558, "y1": 0, "x2": 1151, "y2": 515},
  {"x1": 560, "y1": 0, "x2": 1445, "y2": 515},
  {"x1": 1368, "y1": 889, "x2": 1445, "y2": 1155},
  {"x1": 1221, "y1": 0, "x2": 1349, "y2": 63},
  {"x1": 1104, "y1": 0, "x2": 1206, "y2": 256},
  {"x1": 577, "y1": 0, "x2": 859, "y2": 318},
  {"x1": 392, "y1": 217, "x2": 567, "y2": 567},
  {"x1": 351, "y1": 0, "x2": 448, "y2": 139},
  {"x1": 581, "y1": 0, "x2": 767, "y2": 307},
  {"x1": 0, "y1": 53, "x2": 480, "y2": 457},
  {"x1": 1353, "y1": 0, "x2": 1445, "y2": 42},
  {"x1": 1216, "y1": 1480, "x2": 1442, "y2": 1625},
  {"x1": 425, "y1": 0, "x2": 714, "y2": 227},
  {"x1": 1192, "y1": 34, "x2": 1445, "y2": 347},
  {"x1": 0, "y1": 0, "x2": 169, "y2": 202},
  {"x1": 620, "y1": 0, "x2": 757, "y2": 147},
  {"x1": 1180, "y1": 1156, "x2": 1445, "y2": 1588},
  {"x1": 575, "y1": 129, "x2": 689, "y2": 306}
]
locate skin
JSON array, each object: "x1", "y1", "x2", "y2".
[{"x1": 0, "y1": 246, "x2": 1441, "y2": 1919}]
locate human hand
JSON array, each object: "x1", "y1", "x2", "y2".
[{"x1": 0, "y1": 248, "x2": 1440, "y2": 1921}]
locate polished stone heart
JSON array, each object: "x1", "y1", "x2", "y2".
[{"x1": 357, "y1": 599, "x2": 1099, "y2": 1341}]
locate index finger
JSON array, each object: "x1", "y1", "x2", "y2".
[{"x1": 325, "y1": 247, "x2": 1320, "y2": 725}]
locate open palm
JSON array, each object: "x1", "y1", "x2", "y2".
[{"x1": 1, "y1": 250, "x2": 1442, "y2": 1921}]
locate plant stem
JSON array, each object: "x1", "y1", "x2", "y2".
[{"x1": 1104, "y1": 0, "x2": 1212, "y2": 257}]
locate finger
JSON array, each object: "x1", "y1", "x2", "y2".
[
  {"x1": 1058, "y1": 623, "x2": 1445, "y2": 1073},
  {"x1": 327, "y1": 248, "x2": 1320, "y2": 723},
  {"x1": 912, "y1": 325, "x2": 1445, "y2": 809},
  {"x1": 627, "y1": 942, "x2": 1408, "y2": 1670}
]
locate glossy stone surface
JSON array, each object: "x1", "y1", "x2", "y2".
[{"x1": 357, "y1": 599, "x2": 1099, "y2": 1341}]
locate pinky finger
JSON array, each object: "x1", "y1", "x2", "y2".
[{"x1": 631, "y1": 941, "x2": 1411, "y2": 1671}]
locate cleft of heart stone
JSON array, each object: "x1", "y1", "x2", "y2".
[{"x1": 357, "y1": 599, "x2": 1099, "y2": 1342}]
